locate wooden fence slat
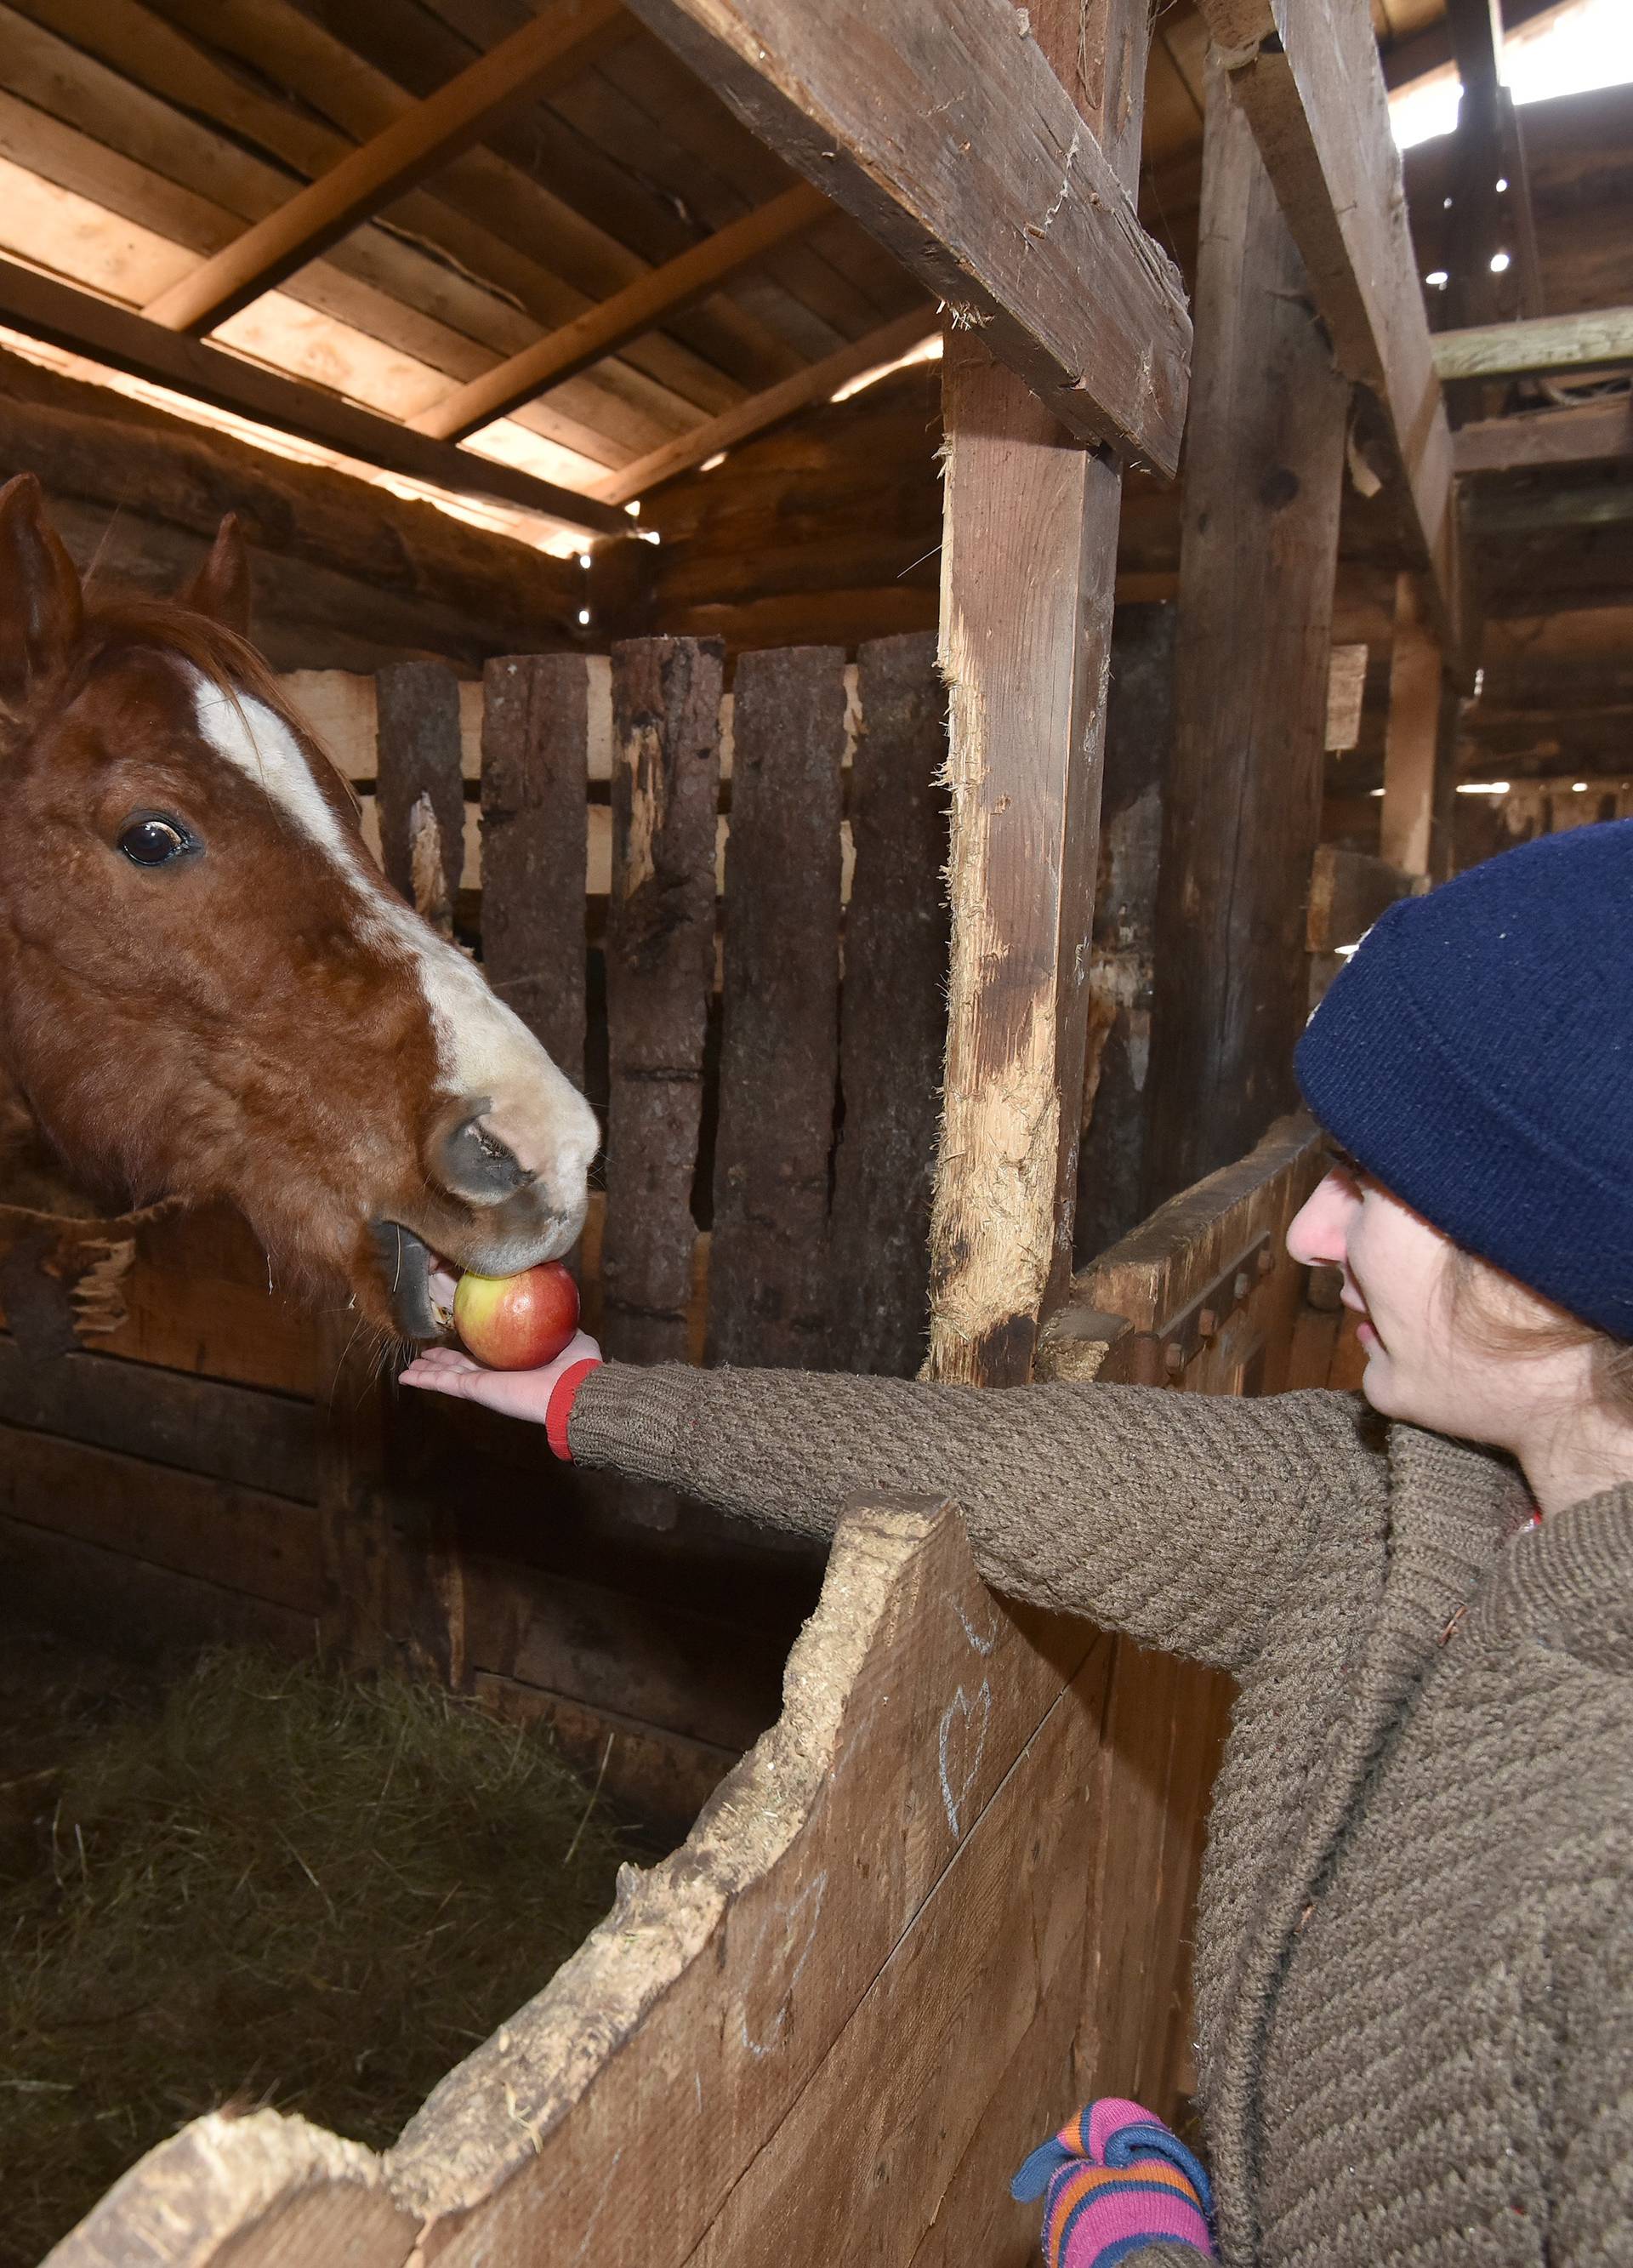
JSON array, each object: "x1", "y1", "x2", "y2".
[
  {"x1": 826, "y1": 631, "x2": 947, "y2": 1376},
  {"x1": 0, "y1": 1342, "x2": 316, "y2": 1503},
  {"x1": 706, "y1": 647, "x2": 846, "y2": 1370},
  {"x1": 375, "y1": 660, "x2": 465, "y2": 935},
  {"x1": 478, "y1": 652, "x2": 591, "y2": 1081},
  {"x1": 600, "y1": 637, "x2": 723, "y2": 1365}
]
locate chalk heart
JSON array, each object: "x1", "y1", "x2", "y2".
[{"x1": 937, "y1": 1678, "x2": 992, "y2": 1841}]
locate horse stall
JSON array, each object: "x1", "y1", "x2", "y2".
[{"x1": 0, "y1": 0, "x2": 1587, "y2": 2258}]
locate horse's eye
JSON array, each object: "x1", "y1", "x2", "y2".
[{"x1": 118, "y1": 816, "x2": 195, "y2": 868}]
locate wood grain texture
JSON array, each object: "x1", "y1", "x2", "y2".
[
  {"x1": 1432, "y1": 304, "x2": 1633, "y2": 381},
  {"x1": 376, "y1": 660, "x2": 466, "y2": 935},
  {"x1": 927, "y1": 0, "x2": 1154, "y2": 1388},
  {"x1": 1306, "y1": 844, "x2": 1424, "y2": 954},
  {"x1": 1143, "y1": 59, "x2": 1347, "y2": 1207},
  {"x1": 826, "y1": 632, "x2": 947, "y2": 1376},
  {"x1": 1196, "y1": 0, "x2": 1459, "y2": 647},
  {"x1": 1380, "y1": 573, "x2": 1446, "y2": 878},
  {"x1": 622, "y1": 0, "x2": 1191, "y2": 470},
  {"x1": 601, "y1": 636, "x2": 722, "y2": 1365},
  {"x1": 706, "y1": 645, "x2": 845, "y2": 1368},
  {"x1": 479, "y1": 652, "x2": 590, "y2": 1079}
]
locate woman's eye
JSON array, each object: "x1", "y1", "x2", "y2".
[{"x1": 118, "y1": 817, "x2": 195, "y2": 868}]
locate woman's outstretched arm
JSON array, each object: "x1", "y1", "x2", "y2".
[{"x1": 566, "y1": 1363, "x2": 1384, "y2": 1673}]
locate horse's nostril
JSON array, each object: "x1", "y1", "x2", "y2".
[{"x1": 437, "y1": 1110, "x2": 532, "y2": 1203}]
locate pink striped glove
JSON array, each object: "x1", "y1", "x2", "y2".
[{"x1": 1011, "y1": 2097, "x2": 1215, "y2": 2266}]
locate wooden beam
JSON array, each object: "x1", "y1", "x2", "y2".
[
  {"x1": 1194, "y1": 1, "x2": 1459, "y2": 650},
  {"x1": 1433, "y1": 306, "x2": 1633, "y2": 382},
  {"x1": 412, "y1": 181, "x2": 828, "y2": 443},
  {"x1": 139, "y1": 0, "x2": 627, "y2": 338},
  {"x1": 1454, "y1": 396, "x2": 1633, "y2": 475},
  {"x1": 595, "y1": 308, "x2": 934, "y2": 505},
  {"x1": 0, "y1": 253, "x2": 627, "y2": 537},
  {"x1": 1143, "y1": 48, "x2": 1349, "y2": 1211},
  {"x1": 1465, "y1": 479, "x2": 1633, "y2": 539},
  {"x1": 926, "y1": 0, "x2": 1156, "y2": 1387},
  {"x1": 623, "y1": 0, "x2": 1191, "y2": 473},
  {"x1": 1381, "y1": 573, "x2": 1448, "y2": 877}
]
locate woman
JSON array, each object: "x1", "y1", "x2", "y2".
[{"x1": 404, "y1": 819, "x2": 1633, "y2": 2265}]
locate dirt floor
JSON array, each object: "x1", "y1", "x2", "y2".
[{"x1": 0, "y1": 1616, "x2": 631, "y2": 2267}]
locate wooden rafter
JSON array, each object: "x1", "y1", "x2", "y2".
[
  {"x1": 621, "y1": 0, "x2": 1192, "y2": 474},
  {"x1": 413, "y1": 180, "x2": 829, "y2": 443},
  {"x1": 1442, "y1": 0, "x2": 1540, "y2": 327},
  {"x1": 1434, "y1": 306, "x2": 1633, "y2": 382},
  {"x1": 0, "y1": 254, "x2": 628, "y2": 537},
  {"x1": 1194, "y1": 0, "x2": 1460, "y2": 654},
  {"x1": 140, "y1": 0, "x2": 629, "y2": 339},
  {"x1": 1454, "y1": 396, "x2": 1633, "y2": 475},
  {"x1": 595, "y1": 308, "x2": 936, "y2": 505}
]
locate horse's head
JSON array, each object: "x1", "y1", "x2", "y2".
[{"x1": 0, "y1": 474, "x2": 598, "y2": 1339}]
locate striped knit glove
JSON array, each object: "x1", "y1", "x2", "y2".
[{"x1": 1011, "y1": 2097, "x2": 1215, "y2": 2266}]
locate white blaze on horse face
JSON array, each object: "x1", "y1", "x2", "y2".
[{"x1": 188, "y1": 675, "x2": 598, "y2": 1207}]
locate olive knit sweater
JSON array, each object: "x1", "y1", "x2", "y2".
[{"x1": 568, "y1": 1365, "x2": 1633, "y2": 2267}]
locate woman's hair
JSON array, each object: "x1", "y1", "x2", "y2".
[{"x1": 1442, "y1": 1245, "x2": 1633, "y2": 1421}]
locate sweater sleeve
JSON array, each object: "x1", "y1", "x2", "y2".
[{"x1": 568, "y1": 1365, "x2": 1385, "y2": 1672}]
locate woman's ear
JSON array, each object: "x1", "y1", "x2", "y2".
[
  {"x1": 179, "y1": 513, "x2": 251, "y2": 635},
  {"x1": 0, "y1": 473, "x2": 83, "y2": 710}
]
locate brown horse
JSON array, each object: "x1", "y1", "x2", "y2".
[{"x1": 0, "y1": 473, "x2": 597, "y2": 1339}]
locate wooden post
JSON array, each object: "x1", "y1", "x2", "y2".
[
  {"x1": 1142, "y1": 58, "x2": 1348, "y2": 1210},
  {"x1": 375, "y1": 661, "x2": 464, "y2": 936},
  {"x1": 1380, "y1": 574, "x2": 1445, "y2": 879},
  {"x1": 926, "y1": 0, "x2": 1157, "y2": 1388}
]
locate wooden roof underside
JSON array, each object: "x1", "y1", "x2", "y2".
[{"x1": 0, "y1": 0, "x2": 1531, "y2": 543}]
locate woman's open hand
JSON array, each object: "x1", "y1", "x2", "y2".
[{"x1": 399, "y1": 1330, "x2": 602, "y2": 1429}]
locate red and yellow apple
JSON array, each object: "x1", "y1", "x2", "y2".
[{"x1": 452, "y1": 1260, "x2": 579, "y2": 1370}]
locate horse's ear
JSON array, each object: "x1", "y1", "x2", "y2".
[
  {"x1": 180, "y1": 513, "x2": 251, "y2": 635},
  {"x1": 0, "y1": 473, "x2": 83, "y2": 710}
]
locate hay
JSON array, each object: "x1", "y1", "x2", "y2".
[{"x1": 0, "y1": 1640, "x2": 626, "y2": 2267}]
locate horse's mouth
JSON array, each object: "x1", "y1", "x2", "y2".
[{"x1": 369, "y1": 1221, "x2": 451, "y2": 1342}]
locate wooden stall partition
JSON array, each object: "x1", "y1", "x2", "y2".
[
  {"x1": 46, "y1": 1494, "x2": 1112, "y2": 2268},
  {"x1": 1038, "y1": 1114, "x2": 1345, "y2": 2118}
]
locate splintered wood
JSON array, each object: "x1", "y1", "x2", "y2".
[{"x1": 47, "y1": 1498, "x2": 1112, "y2": 2268}]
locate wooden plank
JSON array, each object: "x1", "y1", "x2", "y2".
[
  {"x1": 389, "y1": 1498, "x2": 1104, "y2": 2265},
  {"x1": 376, "y1": 660, "x2": 465, "y2": 934},
  {"x1": 470, "y1": 1670, "x2": 736, "y2": 1837},
  {"x1": 141, "y1": 0, "x2": 627, "y2": 336},
  {"x1": 596, "y1": 308, "x2": 934, "y2": 504},
  {"x1": 1307, "y1": 844, "x2": 1423, "y2": 954},
  {"x1": 1381, "y1": 572, "x2": 1448, "y2": 878},
  {"x1": 706, "y1": 646, "x2": 845, "y2": 1369},
  {"x1": 1453, "y1": 396, "x2": 1633, "y2": 478},
  {"x1": 826, "y1": 631, "x2": 947, "y2": 1376},
  {"x1": 623, "y1": 0, "x2": 1192, "y2": 470},
  {"x1": 1326, "y1": 642, "x2": 1368, "y2": 753},
  {"x1": 0, "y1": 1341, "x2": 316, "y2": 1502},
  {"x1": 413, "y1": 182, "x2": 829, "y2": 441},
  {"x1": 1433, "y1": 305, "x2": 1633, "y2": 383},
  {"x1": 1075, "y1": 601, "x2": 1175, "y2": 1267},
  {"x1": 77, "y1": 1204, "x2": 318, "y2": 1397},
  {"x1": 43, "y1": 2108, "x2": 417, "y2": 2268},
  {"x1": 926, "y1": 0, "x2": 1155, "y2": 1388},
  {"x1": 0, "y1": 253, "x2": 627, "y2": 539},
  {"x1": 1143, "y1": 57, "x2": 1348, "y2": 1209},
  {"x1": 479, "y1": 654, "x2": 590, "y2": 1079},
  {"x1": 0, "y1": 1420, "x2": 325, "y2": 1616},
  {"x1": 1195, "y1": 0, "x2": 1459, "y2": 647},
  {"x1": 601, "y1": 636, "x2": 723, "y2": 1365}
]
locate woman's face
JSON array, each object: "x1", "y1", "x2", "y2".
[{"x1": 1285, "y1": 1157, "x2": 1594, "y2": 1450}]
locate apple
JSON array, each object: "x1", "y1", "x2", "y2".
[{"x1": 452, "y1": 1260, "x2": 580, "y2": 1370}]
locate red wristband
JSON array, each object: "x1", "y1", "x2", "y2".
[{"x1": 545, "y1": 1358, "x2": 601, "y2": 1462}]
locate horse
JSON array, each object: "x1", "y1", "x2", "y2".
[{"x1": 0, "y1": 472, "x2": 598, "y2": 1342}]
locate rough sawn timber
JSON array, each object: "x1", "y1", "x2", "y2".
[
  {"x1": 927, "y1": 0, "x2": 1157, "y2": 1388},
  {"x1": 43, "y1": 1496, "x2": 1110, "y2": 2268},
  {"x1": 1195, "y1": 0, "x2": 1460, "y2": 652},
  {"x1": 622, "y1": 0, "x2": 1191, "y2": 473}
]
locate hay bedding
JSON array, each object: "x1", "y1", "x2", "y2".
[{"x1": 0, "y1": 1623, "x2": 627, "y2": 2267}]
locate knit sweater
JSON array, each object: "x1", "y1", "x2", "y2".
[{"x1": 569, "y1": 1365, "x2": 1633, "y2": 2267}]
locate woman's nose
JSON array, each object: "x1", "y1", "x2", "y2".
[{"x1": 1286, "y1": 1170, "x2": 1354, "y2": 1270}]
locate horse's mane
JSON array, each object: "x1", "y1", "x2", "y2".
[{"x1": 77, "y1": 594, "x2": 360, "y2": 812}]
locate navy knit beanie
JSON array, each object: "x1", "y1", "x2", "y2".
[{"x1": 1295, "y1": 818, "x2": 1633, "y2": 1341}]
